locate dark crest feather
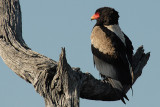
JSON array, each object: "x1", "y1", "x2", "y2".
[{"x1": 95, "y1": 7, "x2": 119, "y2": 25}]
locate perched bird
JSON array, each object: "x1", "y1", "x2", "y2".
[{"x1": 90, "y1": 7, "x2": 134, "y2": 104}]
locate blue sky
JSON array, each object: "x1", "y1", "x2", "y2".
[{"x1": 0, "y1": 0, "x2": 159, "y2": 107}]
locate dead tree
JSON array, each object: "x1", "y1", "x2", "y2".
[{"x1": 0, "y1": 0, "x2": 150, "y2": 107}]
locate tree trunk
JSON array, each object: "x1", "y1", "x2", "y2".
[{"x1": 0, "y1": 0, "x2": 150, "y2": 107}]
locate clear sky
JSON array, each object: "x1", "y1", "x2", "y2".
[{"x1": 0, "y1": 0, "x2": 159, "y2": 107}]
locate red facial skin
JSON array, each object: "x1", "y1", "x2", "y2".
[{"x1": 91, "y1": 12, "x2": 100, "y2": 20}]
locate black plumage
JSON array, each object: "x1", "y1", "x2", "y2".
[{"x1": 90, "y1": 7, "x2": 134, "y2": 104}]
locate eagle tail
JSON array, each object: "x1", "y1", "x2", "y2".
[
  {"x1": 107, "y1": 78, "x2": 129, "y2": 104},
  {"x1": 130, "y1": 67, "x2": 134, "y2": 96}
]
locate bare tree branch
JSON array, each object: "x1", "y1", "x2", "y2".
[
  {"x1": 0, "y1": 0, "x2": 57, "y2": 84},
  {"x1": 0, "y1": 0, "x2": 150, "y2": 107}
]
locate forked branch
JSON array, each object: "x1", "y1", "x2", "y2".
[{"x1": 0, "y1": 0, "x2": 150, "y2": 107}]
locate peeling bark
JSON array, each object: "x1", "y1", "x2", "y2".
[{"x1": 0, "y1": 0, "x2": 150, "y2": 107}]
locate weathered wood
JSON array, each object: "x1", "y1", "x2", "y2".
[
  {"x1": 0, "y1": 0, "x2": 150, "y2": 107},
  {"x1": 79, "y1": 46, "x2": 150, "y2": 101},
  {"x1": 0, "y1": 0, "x2": 57, "y2": 85}
]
